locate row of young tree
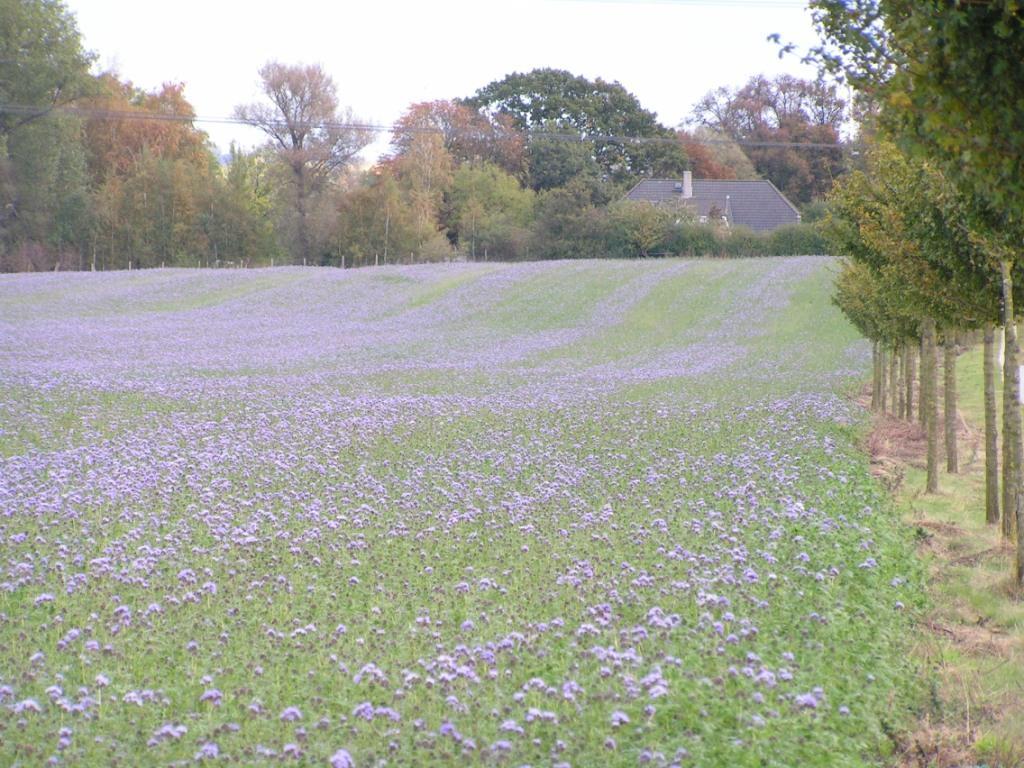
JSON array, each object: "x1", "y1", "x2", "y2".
[
  {"x1": 1, "y1": 0, "x2": 845, "y2": 272},
  {"x1": 813, "y1": 1, "x2": 1024, "y2": 585}
]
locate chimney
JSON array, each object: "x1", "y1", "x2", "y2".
[{"x1": 682, "y1": 170, "x2": 693, "y2": 199}]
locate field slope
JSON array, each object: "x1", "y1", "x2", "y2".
[{"x1": 0, "y1": 259, "x2": 921, "y2": 767}]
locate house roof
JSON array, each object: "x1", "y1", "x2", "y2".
[{"x1": 624, "y1": 178, "x2": 802, "y2": 233}]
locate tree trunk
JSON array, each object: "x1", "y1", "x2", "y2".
[
  {"x1": 1000, "y1": 264, "x2": 1024, "y2": 588},
  {"x1": 1002, "y1": 268, "x2": 1021, "y2": 541},
  {"x1": 1017, "y1": 307, "x2": 1024, "y2": 587},
  {"x1": 889, "y1": 344, "x2": 900, "y2": 417},
  {"x1": 984, "y1": 324, "x2": 1000, "y2": 525},
  {"x1": 906, "y1": 341, "x2": 916, "y2": 422},
  {"x1": 943, "y1": 333, "x2": 959, "y2": 474},
  {"x1": 295, "y1": 164, "x2": 310, "y2": 266},
  {"x1": 923, "y1": 318, "x2": 940, "y2": 493},
  {"x1": 919, "y1": 335, "x2": 928, "y2": 428},
  {"x1": 879, "y1": 345, "x2": 887, "y2": 415},
  {"x1": 898, "y1": 343, "x2": 907, "y2": 419},
  {"x1": 871, "y1": 341, "x2": 880, "y2": 411}
]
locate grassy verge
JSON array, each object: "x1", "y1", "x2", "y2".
[{"x1": 883, "y1": 344, "x2": 1024, "y2": 767}]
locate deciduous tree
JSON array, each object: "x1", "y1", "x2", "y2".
[
  {"x1": 523, "y1": 125, "x2": 600, "y2": 192},
  {"x1": 235, "y1": 62, "x2": 372, "y2": 265},
  {"x1": 333, "y1": 171, "x2": 399, "y2": 267},
  {"x1": 81, "y1": 77, "x2": 225, "y2": 269},
  {"x1": 692, "y1": 74, "x2": 847, "y2": 204},
  {"x1": 529, "y1": 176, "x2": 609, "y2": 260},
  {"x1": 678, "y1": 128, "x2": 745, "y2": 180},
  {"x1": 449, "y1": 162, "x2": 534, "y2": 260},
  {"x1": 383, "y1": 131, "x2": 455, "y2": 255},
  {"x1": 1, "y1": 0, "x2": 94, "y2": 265},
  {"x1": 463, "y1": 68, "x2": 688, "y2": 188},
  {"x1": 0, "y1": 0, "x2": 94, "y2": 139},
  {"x1": 390, "y1": 100, "x2": 526, "y2": 181}
]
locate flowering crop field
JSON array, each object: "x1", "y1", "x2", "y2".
[{"x1": 0, "y1": 258, "x2": 921, "y2": 767}]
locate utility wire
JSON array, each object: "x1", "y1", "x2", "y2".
[
  {"x1": 557, "y1": 0, "x2": 808, "y2": 7},
  {"x1": 0, "y1": 102, "x2": 855, "y2": 152}
]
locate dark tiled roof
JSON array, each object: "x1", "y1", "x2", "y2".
[{"x1": 624, "y1": 179, "x2": 801, "y2": 232}]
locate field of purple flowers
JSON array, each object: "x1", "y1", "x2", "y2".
[{"x1": 0, "y1": 258, "x2": 922, "y2": 767}]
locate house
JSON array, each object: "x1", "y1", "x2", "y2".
[{"x1": 624, "y1": 172, "x2": 802, "y2": 233}]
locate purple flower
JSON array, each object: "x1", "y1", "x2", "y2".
[
  {"x1": 794, "y1": 692, "x2": 820, "y2": 709},
  {"x1": 329, "y1": 749, "x2": 355, "y2": 768},
  {"x1": 352, "y1": 702, "x2": 374, "y2": 721},
  {"x1": 194, "y1": 741, "x2": 219, "y2": 761},
  {"x1": 562, "y1": 680, "x2": 583, "y2": 701},
  {"x1": 14, "y1": 698, "x2": 41, "y2": 714},
  {"x1": 199, "y1": 689, "x2": 223, "y2": 706},
  {"x1": 500, "y1": 719, "x2": 523, "y2": 735},
  {"x1": 439, "y1": 722, "x2": 462, "y2": 741},
  {"x1": 148, "y1": 723, "x2": 187, "y2": 747},
  {"x1": 280, "y1": 706, "x2": 302, "y2": 721}
]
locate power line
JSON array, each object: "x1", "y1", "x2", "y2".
[
  {"x1": 556, "y1": 0, "x2": 808, "y2": 7},
  {"x1": 0, "y1": 102, "x2": 855, "y2": 152}
]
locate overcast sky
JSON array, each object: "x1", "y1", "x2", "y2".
[{"x1": 66, "y1": 0, "x2": 826, "y2": 162}]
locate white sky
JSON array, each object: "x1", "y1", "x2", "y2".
[{"x1": 65, "y1": 0, "x2": 826, "y2": 162}]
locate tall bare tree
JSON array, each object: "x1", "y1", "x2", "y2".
[{"x1": 235, "y1": 62, "x2": 371, "y2": 264}]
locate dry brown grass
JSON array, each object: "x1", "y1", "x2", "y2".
[{"x1": 894, "y1": 719, "x2": 976, "y2": 768}]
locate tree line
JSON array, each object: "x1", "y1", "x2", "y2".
[
  {"x1": 813, "y1": 0, "x2": 1024, "y2": 586},
  {"x1": 1, "y1": 0, "x2": 849, "y2": 272}
]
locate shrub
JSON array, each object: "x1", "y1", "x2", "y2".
[
  {"x1": 665, "y1": 223, "x2": 718, "y2": 257},
  {"x1": 603, "y1": 200, "x2": 675, "y2": 258},
  {"x1": 766, "y1": 223, "x2": 828, "y2": 256},
  {"x1": 720, "y1": 226, "x2": 761, "y2": 257},
  {"x1": 799, "y1": 200, "x2": 829, "y2": 224}
]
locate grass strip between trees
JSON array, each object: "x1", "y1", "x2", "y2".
[{"x1": 873, "y1": 343, "x2": 1024, "y2": 767}]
